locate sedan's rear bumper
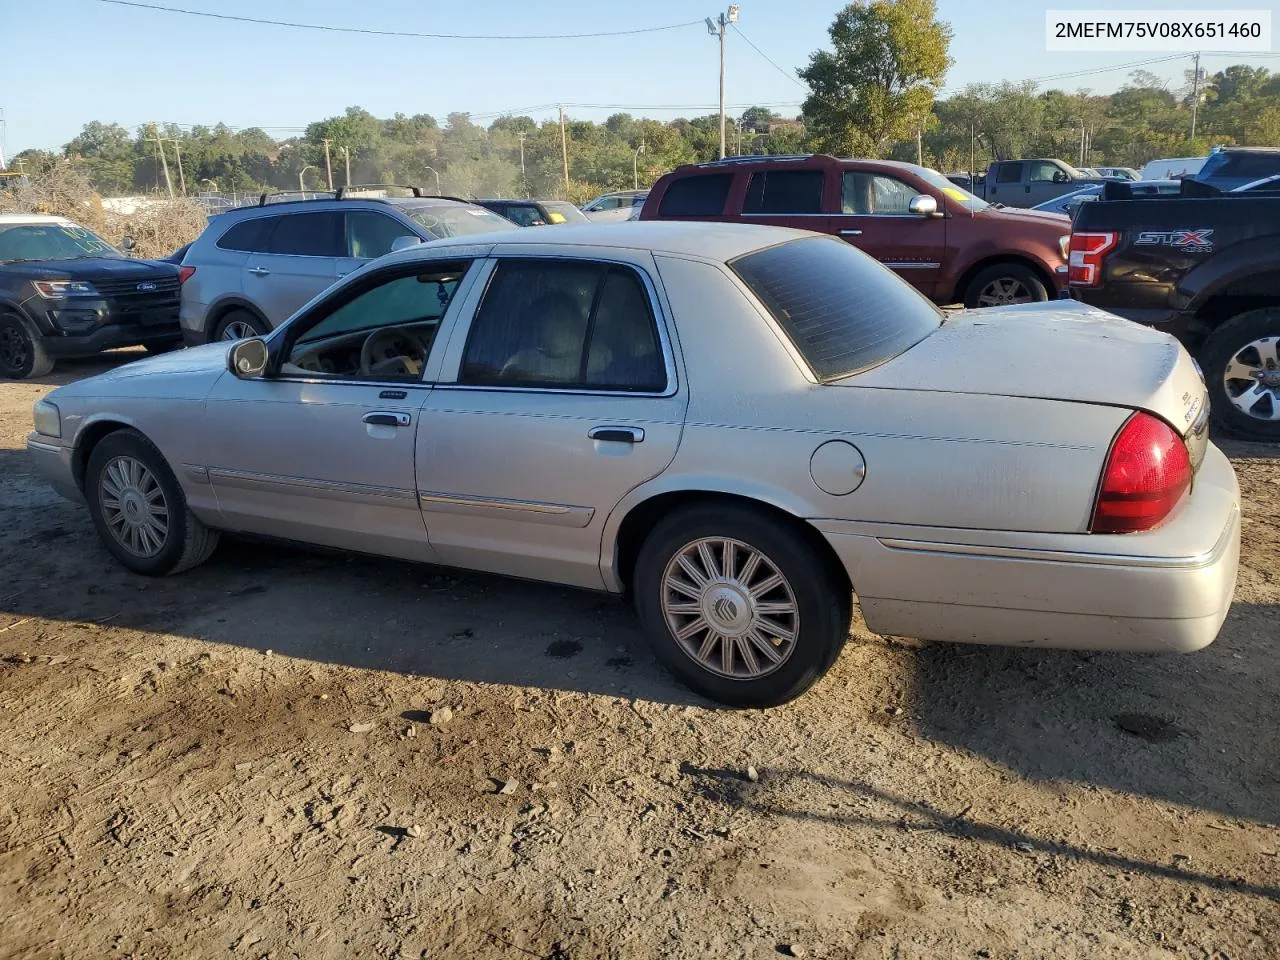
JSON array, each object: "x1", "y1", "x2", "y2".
[{"x1": 816, "y1": 444, "x2": 1240, "y2": 653}]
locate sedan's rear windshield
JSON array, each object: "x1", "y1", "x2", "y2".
[
  {"x1": 730, "y1": 237, "x2": 942, "y2": 381},
  {"x1": 402, "y1": 203, "x2": 518, "y2": 238}
]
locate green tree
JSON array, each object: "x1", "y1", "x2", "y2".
[{"x1": 799, "y1": 0, "x2": 952, "y2": 156}]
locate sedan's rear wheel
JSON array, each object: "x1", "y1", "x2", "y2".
[
  {"x1": 86, "y1": 429, "x2": 220, "y2": 576},
  {"x1": 962, "y1": 263, "x2": 1049, "y2": 309},
  {"x1": 633, "y1": 503, "x2": 850, "y2": 707}
]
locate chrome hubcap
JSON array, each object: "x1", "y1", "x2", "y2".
[
  {"x1": 100, "y1": 456, "x2": 169, "y2": 558},
  {"x1": 1223, "y1": 337, "x2": 1280, "y2": 422},
  {"x1": 660, "y1": 537, "x2": 800, "y2": 681},
  {"x1": 977, "y1": 278, "x2": 1033, "y2": 307},
  {"x1": 220, "y1": 320, "x2": 255, "y2": 341}
]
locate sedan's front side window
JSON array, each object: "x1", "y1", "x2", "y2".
[{"x1": 459, "y1": 259, "x2": 666, "y2": 392}]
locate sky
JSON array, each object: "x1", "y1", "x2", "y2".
[{"x1": 2, "y1": 0, "x2": 1278, "y2": 157}]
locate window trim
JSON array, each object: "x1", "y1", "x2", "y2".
[
  {"x1": 262, "y1": 257, "x2": 480, "y2": 386},
  {"x1": 440, "y1": 254, "x2": 679, "y2": 398}
]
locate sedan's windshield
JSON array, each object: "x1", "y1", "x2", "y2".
[
  {"x1": 0, "y1": 222, "x2": 121, "y2": 262},
  {"x1": 731, "y1": 236, "x2": 943, "y2": 381},
  {"x1": 402, "y1": 203, "x2": 518, "y2": 239},
  {"x1": 918, "y1": 168, "x2": 989, "y2": 212}
]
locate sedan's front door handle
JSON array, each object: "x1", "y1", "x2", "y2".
[
  {"x1": 839, "y1": 229, "x2": 863, "y2": 236},
  {"x1": 589, "y1": 426, "x2": 645, "y2": 444},
  {"x1": 363, "y1": 411, "x2": 411, "y2": 427},
  {"x1": 248, "y1": 266, "x2": 270, "y2": 277}
]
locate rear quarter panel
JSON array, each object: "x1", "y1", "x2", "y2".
[{"x1": 636, "y1": 255, "x2": 1125, "y2": 534}]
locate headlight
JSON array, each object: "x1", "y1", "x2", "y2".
[
  {"x1": 1058, "y1": 235, "x2": 1071, "y2": 259},
  {"x1": 33, "y1": 400, "x2": 61, "y2": 438},
  {"x1": 33, "y1": 280, "x2": 100, "y2": 299}
]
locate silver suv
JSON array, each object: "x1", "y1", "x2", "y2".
[{"x1": 179, "y1": 191, "x2": 516, "y2": 343}]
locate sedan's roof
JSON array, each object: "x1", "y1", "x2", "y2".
[{"x1": 414, "y1": 220, "x2": 814, "y2": 262}]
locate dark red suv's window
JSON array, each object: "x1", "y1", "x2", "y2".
[
  {"x1": 658, "y1": 174, "x2": 732, "y2": 217},
  {"x1": 743, "y1": 170, "x2": 825, "y2": 214}
]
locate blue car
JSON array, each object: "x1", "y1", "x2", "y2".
[
  {"x1": 1190, "y1": 147, "x2": 1280, "y2": 192},
  {"x1": 1032, "y1": 180, "x2": 1181, "y2": 217}
]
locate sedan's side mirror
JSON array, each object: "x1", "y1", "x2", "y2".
[
  {"x1": 121, "y1": 236, "x2": 136, "y2": 253},
  {"x1": 390, "y1": 235, "x2": 424, "y2": 253},
  {"x1": 908, "y1": 194, "x2": 940, "y2": 217},
  {"x1": 229, "y1": 338, "x2": 270, "y2": 379}
]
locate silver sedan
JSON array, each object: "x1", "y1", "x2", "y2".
[{"x1": 27, "y1": 223, "x2": 1241, "y2": 706}]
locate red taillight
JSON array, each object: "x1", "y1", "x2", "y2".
[
  {"x1": 1091, "y1": 412, "x2": 1192, "y2": 534},
  {"x1": 1067, "y1": 231, "x2": 1118, "y2": 287},
  {"x1": 178, "y1": 265, "x2": 196, "y2": 285}
]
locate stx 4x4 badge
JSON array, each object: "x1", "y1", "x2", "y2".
[{"x1": 1134, "y1": 229, "x2": 1214, "y2": 253}]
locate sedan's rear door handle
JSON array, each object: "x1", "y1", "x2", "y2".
[
  {"x1": 588, "y1": 426, "x2": 645, "y2": 444},
  {"x1": 248, "y1": 266, "x2": 270, "y2": 277},
  {"x1": 839, "y1": 229, "x2": 863, "y2": 236},
  {"x1": 363, "y1": 411, "x2": 411, "y2": 427}
]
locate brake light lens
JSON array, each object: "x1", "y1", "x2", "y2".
[
  {"x1": 1068, "y1": 231, "x2": 1118, "y2": 286},
  {"x1": 1091, "y1": 412, "x2": 1192, "y2": 534},
  {"x1": 178, "y1": 266, "x2": 196, "y2": 285}
]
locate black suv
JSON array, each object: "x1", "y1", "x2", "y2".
[{"x1": 0, "y1": 215, "x2": 181, "y2": 378}]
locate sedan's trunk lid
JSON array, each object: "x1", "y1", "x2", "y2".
[{"x1": 841, "y1": 299, "x2": 1209, "y2": 443}]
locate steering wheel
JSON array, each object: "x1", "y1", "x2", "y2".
[{"x1": 359, "y1": 325, "x2": 432, "y2": 378}]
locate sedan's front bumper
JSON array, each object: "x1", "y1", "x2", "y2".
[
  {"x1": 26, "y1": 435, "x2": 82, "y2": 503},
  {"x1": 817, "y1": 443, "x2": 1240, "y2": 653}
]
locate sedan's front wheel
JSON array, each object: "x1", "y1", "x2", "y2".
[
  {"x1": 633, "y1": 504, "x2": 851, "y2": 707},
  {"x1": 86, "y1": 429, "x2": 220, "y2": 576}
]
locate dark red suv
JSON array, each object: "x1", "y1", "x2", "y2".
[{"x1": 639, "y1": 155, "x2": 1072, "y2": 308}]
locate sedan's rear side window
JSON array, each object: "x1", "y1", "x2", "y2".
[
  {"x1": 730, "y1": 237, "x2": 942, "y2": 381},
  {"x1": 658, "y1": 174, "x2": 732, "y2": 217}
]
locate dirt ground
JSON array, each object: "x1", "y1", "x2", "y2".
[{"x1": 1, "y1": 352, "x2": 1277, "y2": 960}]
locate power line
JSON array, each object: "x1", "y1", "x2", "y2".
[
  {"x1": 730, "y1": 24, "x2": 805, "y2": 89},
  {"x1": 95, "y1": 0, "x2": 703, "y2": 40}
]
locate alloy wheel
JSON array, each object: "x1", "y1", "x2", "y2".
[
  {"x1": 660, "y1": 537, "x2": 800, "y2": 680},
  {"x1": 0, "y1": 323, "x2": 29, "y2": 374},
  {"x1": 220, "y1": 319, "x2": 257, "y2": 341},
  {"x1": 976, "y1": 277, "x2": 1034, "y2": 307},
  {"x1": 1222, "y1": 336, "x2": 1280, "y2": 422},
  {"x1": 99, "y1": 456, "x2": 170, "y2": 558}
]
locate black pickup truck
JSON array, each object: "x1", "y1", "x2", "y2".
[
  {"x1": 1069, "y1": 181, "x2": 1280, "y2": 440},
  {"x1": 0, "y1": 215, "x2": 182, "y2": 379}
]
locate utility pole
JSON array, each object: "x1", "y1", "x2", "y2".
[
  {"x1": 969, "y1": 121, "x2": 975, "y2": 181},
  {"x1": 915, "y1": 124, "x2": 923, "y2": 166},
  {"x1": 299, "y1": 165, "x2": 316, "y2": 192},
  {"x1": 1071, "y1": 118, "x2": 1086, "y2": 166},
  {"x1": 559, "y1": 105, "x2": 570, "y2": 192},
  {"x1": 342, "y1": 145, "x2": 351, "y2": 187},
  {"x1": 516, "y1": 132, "x2": 527, "y2": 186},
  {"x1": 147, "y1": 126, "x2": 174, "y2": 198},
  {"x1": 1190, "y1": 51, "x2": 1202, "y2": 143},
  {"x1": 633, "y1": 139, "x2": 646, "y2": 190},
  {"x1": 321, "y1": 138, "x2": 334, "y2": 190},
  {"x1": 166, "y1": 138, "x2": 187, "y2": 195},
  {"x1": 705, "y1": 7, "x2": 739, "y2": 160}
]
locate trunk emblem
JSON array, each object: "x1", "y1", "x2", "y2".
[{"x1": 137, "y1": 281, "x2": 157, "y2": 292}]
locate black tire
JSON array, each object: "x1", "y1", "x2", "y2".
[
  {"x1": 85, "y1": 429, "x2": 220, "y2": 576},
  {"x1": 632, "y1": 503, "x2": 851, "y2": 708},
  {"x1": 0, "y1": 312, "x2": 54, "y2": 379},
  {"x1": 962, "y1": 263, "x2": 1049, "y2": 309},
  {"x1": 1199, "y1": 306, "x2": 1280, "y2": 441},
  {"x1": 212, "y1": 309, "x2": 269, "y2": 343}
]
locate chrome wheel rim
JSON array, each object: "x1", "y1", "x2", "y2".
[
  {"x1": 977, "y1": 278, "x2": 1033, "y2": 307},
  {"x1": 100, "y1": 456, "x2": 169, "y2": 558},
  {"x1": 660, "y1": 537, "x2": 800, "y2": 681},
  {"x1": 1223, "y1": 336, "x2": 1280, "y2": 422},
  {"x1": 220, "y1": 319, "x2": 256, "y2": 341}
]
